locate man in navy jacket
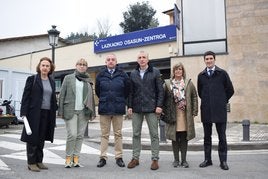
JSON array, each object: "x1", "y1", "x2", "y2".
[{"x1": 95, "y1": 53, "x2": 130, "y2": 168}]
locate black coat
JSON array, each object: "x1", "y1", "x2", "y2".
[
  {"x1": 20, "y1": 74, "x2": 57, "y2": 145},
  {"x1": 95, "y1": 66, "x2": 130, "y2": 115},
  {"x1": 128, "y1": 64, "x2": 164, "y2": 113},
  {"x1": 197, "y1": 66, "x2": 234, "y2": 123}
]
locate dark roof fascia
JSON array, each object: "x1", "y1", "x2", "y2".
[
  {"x1": 0, "y1": 34, "x2": 69, "y2": 45},
  {"x1": 162, "y1": 8, "x2": 174, "y2": 14},
  {"x1": 0, "y1": 34, "x2": 48, "y2": 42}
]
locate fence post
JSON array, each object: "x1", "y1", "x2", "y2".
[{"x1": 242, "y1": 119, "x2": 250, "y2": 141}]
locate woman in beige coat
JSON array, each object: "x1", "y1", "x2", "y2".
[{"x1": 163, "y1": 63, "x2": 198, "y2": 168}]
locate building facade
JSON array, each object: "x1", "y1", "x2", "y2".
[{"x1": 0, "y1": 0, "x2": 267, "y2": 123}]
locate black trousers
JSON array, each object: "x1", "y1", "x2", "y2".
[
  {"x1": 26, "y1": 109, "x2": 49, "y2": 164},
  {"x1": 202, "y1": 123, "x2": 227, "y2": 162},
  {"x1": 27, "y1": 141, "x2": 45, "y2": 164},
  {"x1": 172, "y1": 131, "x2": 188, "y2": 162}
]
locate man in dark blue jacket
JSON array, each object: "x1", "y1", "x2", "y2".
[
  {"x1": 95, "y1": 53, "x2": 130, "y2": 168},
  {"x1": 127, "y1": 50, "x2": 164, "y2": 170},
  {"x1": 198, "y1": 51, "x2": 234, "y2": 170}
]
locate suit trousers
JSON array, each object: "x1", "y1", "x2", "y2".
[
  {"x1": 99, "y1": 115, "x2": 123, "y2": 160},
  {"x1": 202, "y1": 122, "x2": 227, "y2": 162},
  {"x1": 64, "y1": 110, "x2": 88, "y2": 157},
  {"x1": 132, "y1": 112, "x2": 159, "y2": 160}
]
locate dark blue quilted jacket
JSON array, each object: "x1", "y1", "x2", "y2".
[{"x1": 95, "y1": 66, "x2": 130, "y2": 115}]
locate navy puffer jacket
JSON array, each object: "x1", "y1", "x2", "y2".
[{"x1": 95, "y1": 66, "x2": 130, "y2": 115}]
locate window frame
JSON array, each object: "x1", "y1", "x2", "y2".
[{"x1": 181, "y1": 0, "x2": 228, "y2": 55}]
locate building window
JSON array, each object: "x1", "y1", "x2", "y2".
[
  {"x1": 55, "y1": 79, "x2": 61, "y2": 93},
  {"x1": 182, "y1": 0, "x2": 227, "y2": 55}
]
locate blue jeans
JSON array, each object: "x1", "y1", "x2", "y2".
[{"x1": 132, "y1": 112, "x2": 159, "y2": 160}]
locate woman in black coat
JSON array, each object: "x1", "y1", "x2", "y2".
[{"x1": 20, "y1": 57, "x2": 57, "y2": 172}]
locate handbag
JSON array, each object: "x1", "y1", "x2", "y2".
[
  {"x1": 160, "y1": 79, "x2": 177, "y2": 124},
  {"x1": 159, "y1": 112, "x2": 175, "y2": 124}
]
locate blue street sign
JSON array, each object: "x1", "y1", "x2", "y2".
[
  {"x1": 94, "y1": 25, "x2": 177, "y2": 53},
  {"x1": 174, "y1": 4, "x2": 181, "y2": 30}
]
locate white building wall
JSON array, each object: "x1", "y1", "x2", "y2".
[
  {"x1": 0, "y1": 36, "x2": 66, "y2": 59},
  {"x1": 0, "y1": 68, "x2": 33, "y2": 117},
  {"x1": 0, "y1": 41, "x2": 177, "y2": 71}
]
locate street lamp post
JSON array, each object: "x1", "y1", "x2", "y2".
[{"x1": 47, "y1": 25, "x2": 60, "y2": 65}]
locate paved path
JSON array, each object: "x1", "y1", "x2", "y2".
[
  {"x1": 1, "y1": 117, "x2": 268, "y2": 151},
  {"x1": 84, "y1": 117, "x2": 268, "y2": 151}
]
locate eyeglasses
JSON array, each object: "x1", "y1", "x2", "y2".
[{"x1": 77, "y1": 63, "x2": 87, "y2": 67}]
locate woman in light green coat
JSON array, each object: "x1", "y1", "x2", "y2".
[
  {"x1": 163, "y1": 63, "x2": 198, "y2": 168},
  {"x1": 58, "y1": 58, "x2": 95, "y2": 168}
]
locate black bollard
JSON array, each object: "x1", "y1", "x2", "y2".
[
  {"x1": 227, "y1": 103, "x2": 231, "y2": 112},
  {"x1": 84, "y1": 122, "x2": 89, "y2": 138},
  {"x1": 159, "y1": 119, "x2": 166, "y2": 142},
  {"x1": 242, "y1": 119, "x2": 250, "y2": 141}
]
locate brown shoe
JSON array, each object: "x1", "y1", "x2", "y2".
[
  {"x1": 37, "y1": 163, "x2": 48, "y2": 169},
  {"x1": 151, "y1": 160, "x2": 159, "y2": 170},
  {"x1": 28, "y1": 164, "x2": 40, "y2": 172},
  {"x1": 127, "y1": 159, "x2": 139, "y2": 169}
]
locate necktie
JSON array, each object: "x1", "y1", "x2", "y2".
[
  {"x1": 109, "y1": 70, "x2": 114, "y2": 77},
  {"x1": 209, "y1": 70, "x2": 213, "y2": 76}
]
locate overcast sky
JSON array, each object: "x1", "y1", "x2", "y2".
[{"x1": 0, "y1": 0, "x2": 175, "y2": 39}]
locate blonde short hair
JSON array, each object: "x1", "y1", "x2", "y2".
[{"x1": 76, "y1": 58, "x2": 88, "y2": 66}]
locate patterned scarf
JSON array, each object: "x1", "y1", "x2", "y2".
[{"x1": 171, "y1": 79, "x2": 186, "y2": 111}]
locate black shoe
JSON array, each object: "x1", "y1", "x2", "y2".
[
  {"x1": 199, "y1": 160, "x2": 213, "y2": 168},
  {"x1": 181, "y1": 161, "x2": 189, "y2": 168},
  {"x1": 97, "y1": 158, "x2": 106, "y2": 168},
  {"x1": 220, "y1": 161, "x2": 229, "y2": 170},
  {"x1": 116, "y1": 158, "x2": 125, "y2": 167},
  {"x1": 172, "y1": 160, "x2": 180, "y2": 168}
]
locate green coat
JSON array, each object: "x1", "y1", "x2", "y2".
[
  {"x1": 163, "y1": 78, "x2": 198, "y2": 141},
  {"x1": 58, "y1": 73, "x2": 95, "y2": 120}
]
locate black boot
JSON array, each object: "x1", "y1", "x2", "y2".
[
  {"x1": 172, "y1": 140, "x2": 180, "y2": 167},
  {"x1": 180, "y1": 132, "x2": 189, "y2": 168}
]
